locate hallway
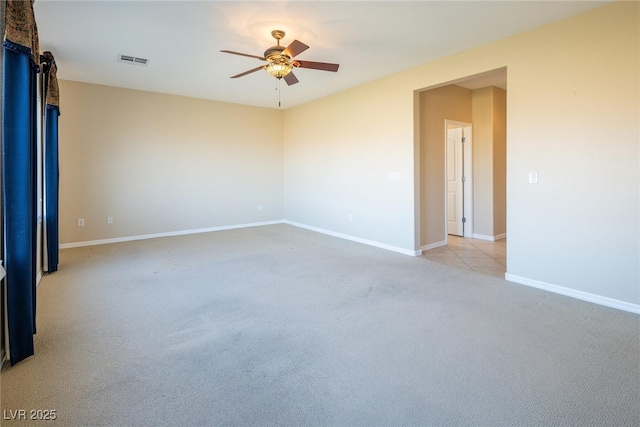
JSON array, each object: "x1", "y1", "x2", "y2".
[{"x1": 423, "y1": 236, "x2": 506, "y2": 278}]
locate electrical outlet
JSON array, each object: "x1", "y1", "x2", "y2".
[
  {"x1": 77, "y1": 218, "x2": 85, "y2": 227},
  {"x1": 258, "y1": 205, "x2": 263, "y2": 212},
  {"x1": 348, "y1": 214, "x2": 353, "y2": 222},
  {"x1": 107, "y1": 217, "x2": 113, "y2": 224}
]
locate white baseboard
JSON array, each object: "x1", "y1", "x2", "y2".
[
  {"x1": 61, "y1": 219, "x2": 422, "y2": 256},
  {"x1": 472, "y1": 233, "x2": 506, "y2": 242},
  {"x1": 284, "y1": 221, "x2": 422, "y2": 257},
  {"x1": 60, "y1": 220, "x2": 286, "y2": 249},
  {"x1": 421, "y1": 241, "x2": 447, "y2": 251},
  {"x1": 505, "y1": 273, "x2": 640, "y2": 314}
]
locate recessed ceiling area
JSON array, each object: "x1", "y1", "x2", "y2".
[{"x1": 34, "y1": 1, "x2": 610, "y2": 109}]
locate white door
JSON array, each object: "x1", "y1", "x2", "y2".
[{"x1": 446, "y1": 126, "x2": 464, "y2": 236}]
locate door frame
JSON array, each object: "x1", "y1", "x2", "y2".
[{"x1": 444, "y1": 120, "x2": 473, "y2": 240}]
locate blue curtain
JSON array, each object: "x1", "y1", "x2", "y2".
[
  {"x1": 44, "y1": 103, "x2": 59, "y2": 273},
  {"x1": 2, "y1": 44, "x2": 38, "y2": 365}
]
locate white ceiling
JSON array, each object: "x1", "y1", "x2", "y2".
[{"x1": 34, "y1": 0, "x2": 611, "y2": 110}]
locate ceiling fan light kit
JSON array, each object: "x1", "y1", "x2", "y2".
[
  {"x1": 265, "y1": 61, "x2": 293, "y2": 79},
  {"x1": 264, "y1": 59, "x2": 293, "y2": 79}
]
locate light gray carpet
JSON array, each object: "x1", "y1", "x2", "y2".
[{"x1": 2, "y1": 224, "x2": 639, "y2": 426}]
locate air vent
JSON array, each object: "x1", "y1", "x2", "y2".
[{"x1": 118, "y1": 54, "x2": 149, "y2": 66}]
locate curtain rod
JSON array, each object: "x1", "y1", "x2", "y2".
[
  {"x1": 40, "y1": 51, "x2": 54, "y2": 64},
  {"x1": 40, "y1": 51, "x2": 55, "y2": 71}
]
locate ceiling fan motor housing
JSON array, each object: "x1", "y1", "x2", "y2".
[
  {"x1": 264, "y1": 45, "x2": 290, "y2": 62},
  {"x1": 264, "y1": 30, "x2": 292, "y2": 65}
]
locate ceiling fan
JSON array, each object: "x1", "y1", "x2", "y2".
[{"x1": 221, "y1": 30, "x2": 339, "y2": 86}]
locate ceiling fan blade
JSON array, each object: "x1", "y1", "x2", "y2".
[
  {"x1": 294, "y1": 60, "x2": 339, "y2": 72},
  {"x1": 220, "y1": 50, "x2": 266, "y2": 61},
  {"x1": 283, "y1": 72, "x2": 299, "y2": 86},
  {"x1": 230, "y1": 66, "x2": 265, "y2": 79},
  {"x1": 282, "y1": 40, "x2": 309, "y2": 58}
]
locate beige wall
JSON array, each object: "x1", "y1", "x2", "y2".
[
  {"x1": 472, "y1": 86, "x2": 507, "y2": 239},
  {"x1": 283, "y1": 78, "x2": 416, "y2": 251},
  {"x1": 472, "y1": 87, "x2": 494, "y2": 237},
  {"x1": 284, "y1": 2, "x2": 639, "y2": 305},
  {"x1": 418, "y1": 85, "x2": 472, "y2": 246},
  {"x1": 58, "y1": 81, "x2": 284, "y2": 244},
  {"x1": 492, "y1": 88, "x2": 506, "y2": 237}
]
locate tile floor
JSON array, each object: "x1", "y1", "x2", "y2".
[{"x1": 423, "y1": 235, "x2": 506, "y2": 278}]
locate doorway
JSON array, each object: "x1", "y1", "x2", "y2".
[
  {"x1": 416, "y1": 68, "x2": 507, "y2": 277},
  {"x1": 445, "y1": 120, "x2": 472, "y2": 239}
]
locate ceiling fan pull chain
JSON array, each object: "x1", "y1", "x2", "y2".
[{"x1": 278, "y1": 79, "x2": 282, "y2": 107}]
